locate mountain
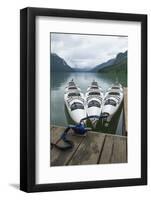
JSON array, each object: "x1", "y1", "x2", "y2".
[
  {"x1": 114, "y1": 51, "x2": 127, "y2": 64},
  {"x1": 92, "y1": 58, "x2": 115, "y2": 72},
  {"x1": 91, "y1": 51, "x2": 127, "y2": 73},
  {"x1": 51, "y1": 53, "x2": 74, "y2": 72},
  {"x1": 99, "y1": 58, "x2": 127, "y2": 73},
  {"x1": 99, "y1": 51, "x2": 127, "y2": 73}
]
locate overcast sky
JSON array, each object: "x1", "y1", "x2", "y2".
[{"x1": 51, "y1": 33, "x2": 128, "y2": 69}]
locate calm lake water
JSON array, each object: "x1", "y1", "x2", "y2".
[{"x1": 51, "y1": 72, "x2": 127, "y2": 135}]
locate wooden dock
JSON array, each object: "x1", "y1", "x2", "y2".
[
  {"x1": 50, "y1": 126, "x2": 127, "y2": 166},
  {"x1": 123, "y1": 87, "x2": 128, "y2": 135}
]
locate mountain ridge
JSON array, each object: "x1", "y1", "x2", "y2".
[
  {"x1": 51, "y1": 53, "x2": 74, "y2": 72},
  {"x1": 51, "y1": 51, "x2": 127, "y2": 73},
  {"x1": 98, "y1": 51, "x2": 127, "y2": 73},
  {"x1": 91, "y1": 51, "x2": 127, "y2": 72}
]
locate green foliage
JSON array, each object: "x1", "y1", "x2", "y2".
[{"x1": 98, "y1": 59, "x2": 127, "y2": 74}]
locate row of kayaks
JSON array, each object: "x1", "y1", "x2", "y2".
[{"x1": 64, "y1": 79, "x2": 123, "y2": 125}]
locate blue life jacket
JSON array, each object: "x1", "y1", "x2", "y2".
[{"x1": 73, "y1": 123, "x2": 86, "y2": 135}]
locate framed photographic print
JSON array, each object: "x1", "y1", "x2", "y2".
[{"x1": 20, "y1": 7, "x2": 147, "y2": 192}]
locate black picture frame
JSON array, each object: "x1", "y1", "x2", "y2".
[{"x1": 20, "y1": 7, "x2": 147, "y2": 192}]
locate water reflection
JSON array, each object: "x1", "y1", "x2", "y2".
[{"x1": 51, "y1": 72, "x2": 71, "y2": 90}]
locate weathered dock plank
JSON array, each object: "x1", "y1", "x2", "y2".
[
  {"x1": 50, "y1": 126, "x2": 127, "y2": 166},
  {"x1": 51, "y1": 126, "x2": 68, "y2": 166},
  {"x1": 50, "y1": 126, "x2": 84, "y2": 166},
  {"x1": 123, "y1": 87, "x2": 128, "y2": 135},
  {"x1": 110, "y1": 136, "x2": 127, "y2": 163},
  {"x1": 50, "y1": 126, "x2": 65, "y2": 144},
  {"x1": 99, "y1": 135, "x2": 114, "y2": 164},
  {"x1": 68, "y1": 132, "x2": 105, "y2": 165},
  {"x1": 99, "y1": 135, "x2": 127, "y2": 164}
]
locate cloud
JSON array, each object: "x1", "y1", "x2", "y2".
[{"x1": 51, "y1": 33, "x2": 128, "y2": 69}]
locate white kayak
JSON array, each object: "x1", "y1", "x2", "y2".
[
  {"x1": 64, "y1": 80, "x2": 87, "y2": 124},
  {"x1": 102, "y1": 83, "x2": 123, "y2": 121},
  {"x1": 85, "y1": 81, "x2": 104, "y2": 124}
]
